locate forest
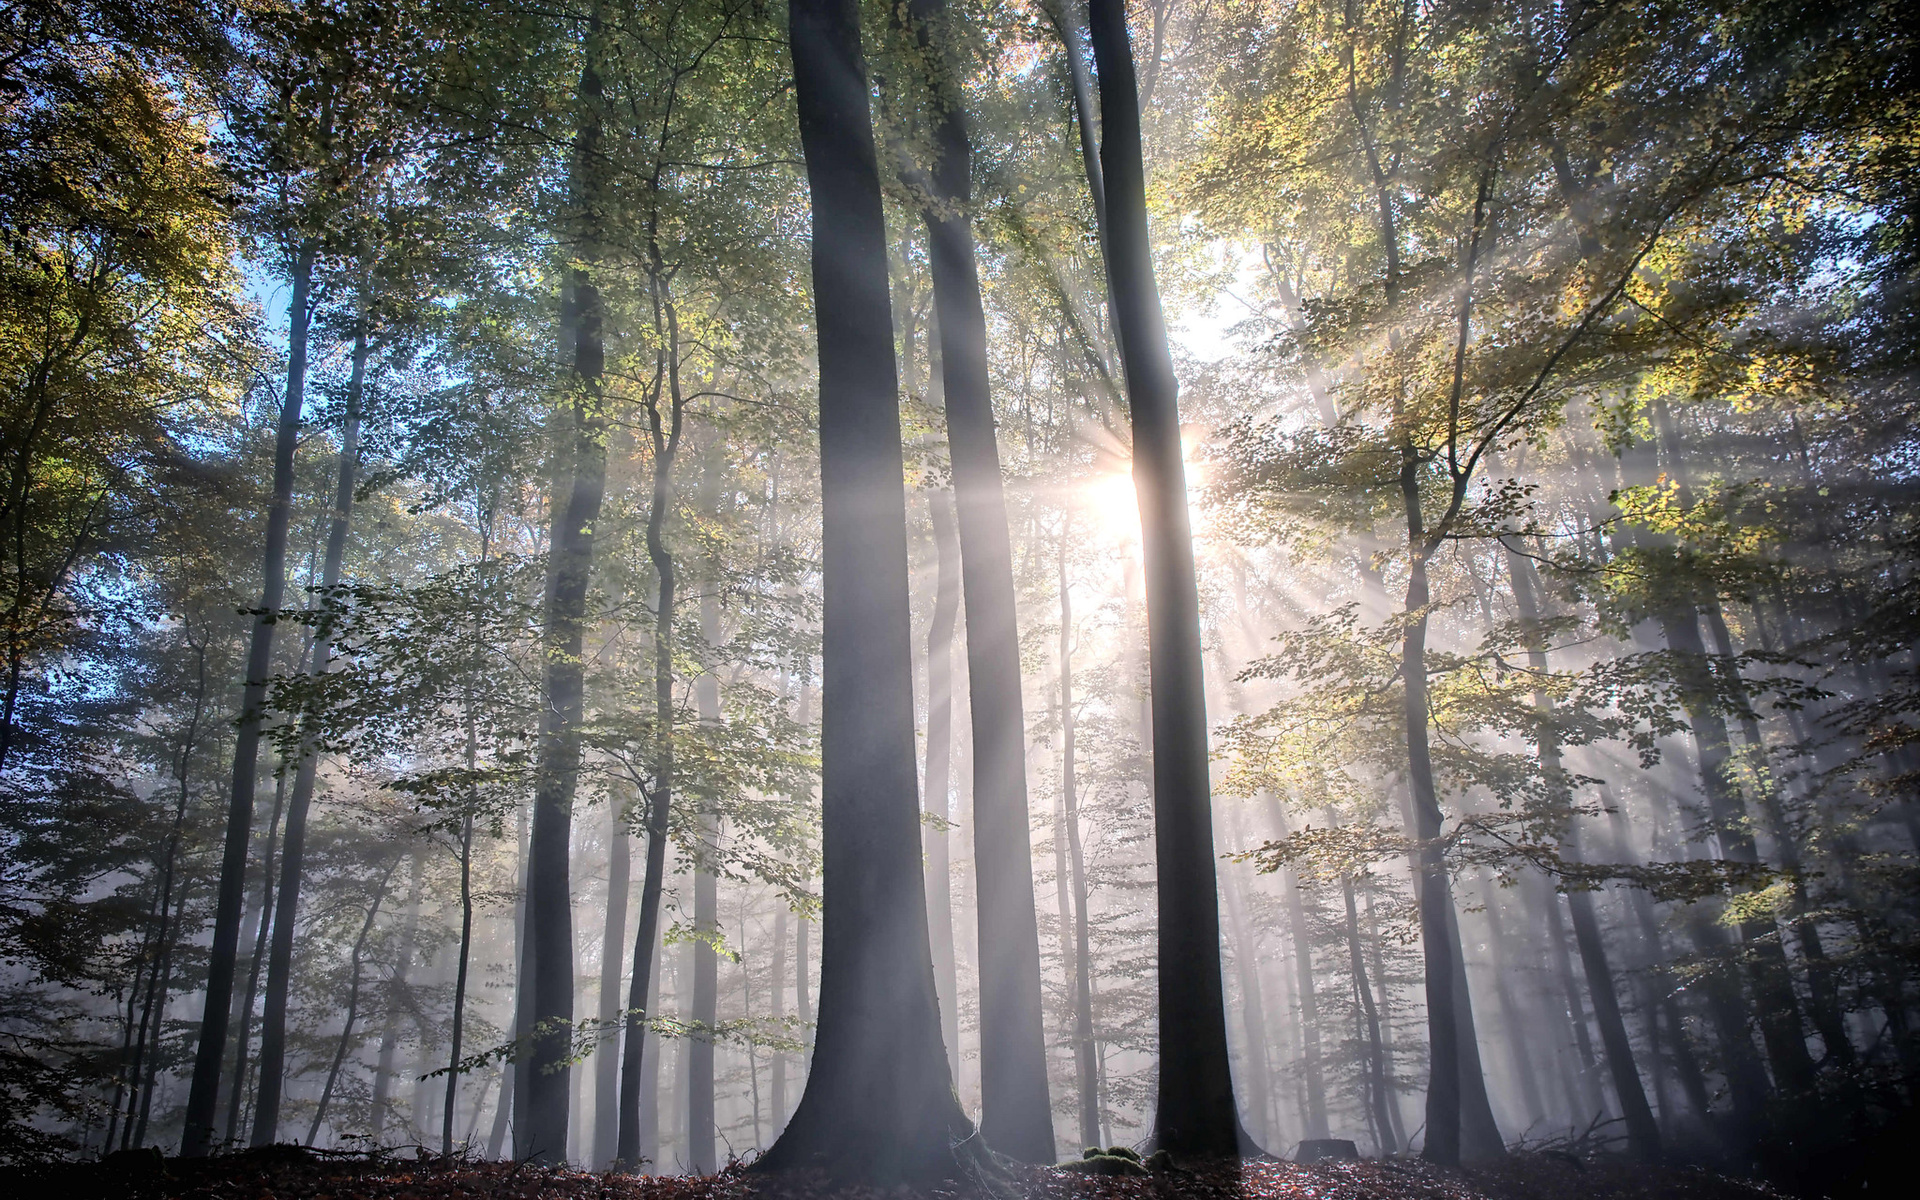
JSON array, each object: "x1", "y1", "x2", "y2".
[{"x1": 3, "y1": 0, "x2": 1918, "y2": 1194}]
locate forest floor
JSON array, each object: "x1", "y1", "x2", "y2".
[{"x1": 21, "y1": 1146, "x2": 1810, "y2": 1200}]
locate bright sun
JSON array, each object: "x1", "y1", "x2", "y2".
[{"x1": 1078, "y1": 471, "x2": 1140, "y2": 543}]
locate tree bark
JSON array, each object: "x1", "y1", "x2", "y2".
[
  {"x1": 757, "y1": 0, "x2": 974, "y2": 1179},
  {"x1": 253, "y1": 300, "x2": 367, "y2": 1146},
  {"x1": 181, "y1": 239, "x2": 314, "y2": 1157},
  {"x1": 1085, "y1": 0, "x2": 1243, "y2": 1158},
  {"x1": 906, "y1": 0, "x2": 1054, "y2": 1158}
]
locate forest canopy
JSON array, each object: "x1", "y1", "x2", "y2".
[{"x1": 2, "y1": 0, "x2": 1917, "y2": 1188}]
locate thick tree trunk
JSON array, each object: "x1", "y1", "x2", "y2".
[
  {"x1": 1085, "y1": 0, "x2": 1243, "y2": 1158},
  {"x1": 253, "y1": 308, "x2": 367, "y2": 1146},
  {"x1": 906, "y1": 0, "x2": 1054, "y2": 1158},
  {"x1": 924, "y1": 488, "x2": 961, "y2": 1081},
  {"x1": 181, "y1": 240, "x2": 314, "y2": 1157},
  {"x1": 758, "y1": 0, "x2": 973, "y2": 1179},
  {"x1": 519, "y1": 16, "x2": 612, "y2": 1158}
]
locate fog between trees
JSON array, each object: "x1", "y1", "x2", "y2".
[{"x1": 3, "y1": 0, "x2": 1918, "y2": 1186}]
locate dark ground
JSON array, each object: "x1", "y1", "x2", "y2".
[{"x1": 18, "y1": 1148, "x2": 1835, "y2": 1200}]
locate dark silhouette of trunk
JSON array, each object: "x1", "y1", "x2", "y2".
[
  {"x1": 1265, "y1": 797, "x2": 1328, "y2": 1139},
  {"x1": 905, "y1": 0, "x2": 1054, "y2": 1157},
  {"x1": 253, "y1": 303, "x2": 367, "y2": 1146},
  {"x1": 1344, "y1": 874, "x2": 1397, "y2": 1155},
  {"x1": 1085, "y1": 0, "x2": 1243, "y2": 1157},
  {"x1": 1505, "y1": 544, "x2": 1661, "y2": 1156},
  {"x1": 305, "y1": 857, "x2": 398, "y2": 1146},
  {"x1": 616, "y1": 263, "x2": 687, "y2": 1172},
  {"x1": 689, "y1": 585, "x2": 721, "y2": 1175},
  {"x1": 519, "y1": 12, "x2": 612, "y2": 1159},
  {"x1": 924, "y1": 488, "x2": 961, "y2": 1080},
  {"x1": 1057, "y1": 528, "x2": 1100, "y2": 1151},
  {"x1": 181, "y1": 239, "x2": 314, "y2": 1157},
  {"x1": 758, "y1": 0, "x2": 974, "y2": 1179},
  {"x1": 594, "y1": 797, "x2": 630, "y2": 1167}
]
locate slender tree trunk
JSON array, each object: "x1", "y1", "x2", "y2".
[
  {"x1": 1218, "y1": 856, "x2": 1272, "y2": 1149},
  {"x1": 305, "y1": 858, "x2": 398, "y2": 1146},
  {"x1": 616, "y1": 262, "x2": 687, "y2": 1171},
  {"x1": 181, "y1": 240, "x2": 315, "y2": 1157},
  {"x1": 924, "y1": 488, "x2": 961, "y2": 1080},
  {"x1": 904, "y1": 0, "x2": 1054, "y2": 1157},
  {"x1": 1085, "y1": 0, "x2": 1242, "y2": 1157},
  {"x1": 759, "y1": 0, "x2": 972, "y2": 1179},
  {"x1": 1057, "y1": 532, "x2": 1101, "y2": 1152},
  {"x1": 252, "y1": 302, "x2": 367, "y2": 1146}
]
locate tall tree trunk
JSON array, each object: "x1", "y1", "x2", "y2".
[
  {"x1": 1057, "y1": 529, "x2": 1100, "y2": 1152},
  {"x1": 1218, "y1": 855, "x2": 1273, "y2": 1148},
  {"x1": 594, "y1": 797, "x2": 631, "y2": 1167},
  {"x1": 181, "y1": 239, "x2": 315, "y2": 1157},
  {"x1": 305, "y1": 857, "x2": 398, "y2": 1146},
  {"x1": 924, "y1": 487, "x2": 961, "y2": 1080},
  {"x1": 1085, "y1": 0, "x2": 1243, "y2": 1157},
  {"x1": 519, "y1": 11, "x2": 612, "y2": 1159},
  {"x1": 905, "y1": 0, "x2": 1054, "y2": 1158},
  {"x1": 253, "y1": 302, "x2": 367, "y2": 1146},
  {"x1": 758, "y1": 0, "x2": 973, "y2": 1180}
]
